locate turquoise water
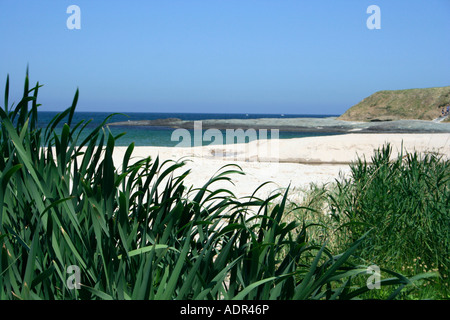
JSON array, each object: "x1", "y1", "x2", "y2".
[{"x1": 37, "y1": 111, "x2": 342, "y2": 147}]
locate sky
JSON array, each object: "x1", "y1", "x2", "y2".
[{"x1": 0, "y1": 0, "x2": 449, "y2": 115}]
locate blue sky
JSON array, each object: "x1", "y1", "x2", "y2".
[{"x1": 0, "y1": 0, "x2": 449, "y2": 115}]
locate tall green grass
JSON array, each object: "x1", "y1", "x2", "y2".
[
  {"x1": 323, "y1": 144, "x2": 449, "y2": 298},
  {"x1": 0, "y1": 71, "x2": 430, "y2": 300}
]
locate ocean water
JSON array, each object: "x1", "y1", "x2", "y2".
[{"x1": 37, "y1": 111, "x2": 342, "y2": 147}]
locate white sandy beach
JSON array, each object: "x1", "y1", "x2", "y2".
[{"x1": 111, "y1": 133, "x2": 450, "y2": 201}]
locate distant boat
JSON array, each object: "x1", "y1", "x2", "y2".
[{"x1": 281, "y1": 114, "x2": 284, "y2": 117}]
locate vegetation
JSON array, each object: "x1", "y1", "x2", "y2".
[
  {"x1": 0, "y1": 72, "x2": 438, "y2": 300},
  {"x1": 338, "y1": 86, "x2": 450, "y2": 122},
  {"x1": 291, "y1": 145, "x2": 449, "y2": 299}
]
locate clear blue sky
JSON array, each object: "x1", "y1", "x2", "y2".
[{"x1": 1, "y1": 0, "x2": 449, "y2": 114}]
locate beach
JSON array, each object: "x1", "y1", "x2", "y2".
[{"x1": 111, "y1": 133, "x2": 450, "y2": 201}]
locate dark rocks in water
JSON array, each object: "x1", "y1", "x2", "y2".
[
  {"x1": 108, "y1": 118, "x2": 182, "y2": 126},
  {"x1": 369, "y1": 118, "x2": 395, "y2": 122},
  {"x1": 107, "y1": 116, "x2": 450, "y2": 134}
]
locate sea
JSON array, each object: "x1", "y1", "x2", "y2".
[{"x1": 36, "y1": 112, "x2": 342, "y2": 147}]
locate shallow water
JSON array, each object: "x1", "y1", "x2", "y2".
[
  {"x1": 37, "y1": 111, "x2": 450, "y2": 147},
  {"x1": 37, "y1": 111, "x2": 343, "y2": 146}
]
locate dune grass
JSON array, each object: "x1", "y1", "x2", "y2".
[
  {"x1": 0, "y1": 71, "x2": 436, "y2": 300},
  {"x1": 289, "y1": 145, "x2": 449, "y2": 299}
]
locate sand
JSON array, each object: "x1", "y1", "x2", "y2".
[{"x1": 111, "y1": 133, "x2": 450, "y2": 201}]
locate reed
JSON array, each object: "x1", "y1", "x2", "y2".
[{"x1": 327, "y1": 143, "x2": 449, "y2": 298}]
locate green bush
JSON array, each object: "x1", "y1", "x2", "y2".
[{"x1": 0, "y1": 71, "x2": 428, "y2": 300}]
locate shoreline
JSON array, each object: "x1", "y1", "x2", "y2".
[
  {"x1": 107, "y1": 116, "x2": 450, "y2": 134},
  {"x1": 110, "y1": 133, "x2": 450, "y2": 199}
]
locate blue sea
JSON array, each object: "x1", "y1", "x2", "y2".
[{"x1": 37, "y1": 112, "x2": 341, "y2": 147}]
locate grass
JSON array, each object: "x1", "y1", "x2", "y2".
[
  {"x1": 288, "y1": 145, "x2": 449, "y2": 299},
  {"x1": 338, "y1": 86, "x2": 450, "y2": 121},
  {"x1": 0, "y1": 71, "x2": 436, "y2": 300}
]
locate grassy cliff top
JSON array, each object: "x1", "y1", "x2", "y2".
[{"x1": 338, "y1": 86, "x2": 450, "y2": 122}]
